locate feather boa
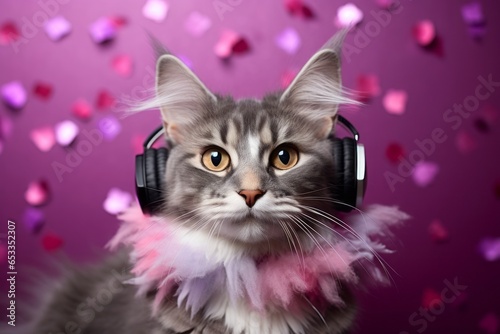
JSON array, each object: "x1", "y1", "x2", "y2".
[{"x1": 108, "y1": 203, "x2": 409, "y2": 317}]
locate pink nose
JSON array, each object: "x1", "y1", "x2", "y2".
[{"x1": 238, "y1": 189, "x2": 265, "y2": 208}]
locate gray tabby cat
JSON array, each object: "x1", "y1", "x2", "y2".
[{"x1": 12, "y1": 30, "x2": 360, "y2": 334}]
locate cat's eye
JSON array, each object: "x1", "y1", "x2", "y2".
[
  {"x1": 202, "y1": 147, "x2": 231, "y2": 172},
  {"x1": 270, "y1": 145, "x2": 299, "y2": 170}
]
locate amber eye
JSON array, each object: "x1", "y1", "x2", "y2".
[
  {"x1": 270, "y1": 145, "x2": 299, "y2": 170},
  {"x1": 202, "y1": 147, "x2": 231, "y2": 172}
]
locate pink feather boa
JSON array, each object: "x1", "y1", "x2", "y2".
[{"x1": 108, "y1": 203, "x2": 409, "y2": 316}]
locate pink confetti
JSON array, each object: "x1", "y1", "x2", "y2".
[
  {"x1": 108, "y1": 16, "x2": 128, "y2": 28},
  {"x1": 412, "y1": 161, "x2": 439, "y2": 187},
  {"x1": 421, "y1": 288, "x2": 441, "y2": 309},
  {"x1": 30, "y1": 126, "x2": 56, "y2": 152},
  {"x1": 456, "y1": 131, "x2": 477, "y2": 154},
  {"x1": 356, "y1": 74, "x2": 381, "y2": 102},
  {"x1": 112, "y1": 55, "x2": 133, "y2": 77},
  {"x1": 479, "y1": 313, "x2": 499, "y2": 334},
  {"x1": 42, "y1": 233, "x2": 64, "y2": 252},
  {"x1": 72, "y1": 99, "x2": 93, "y2": 120},
  {"x1": 386, "y1": 142, "x2": 405, "y2": 164},
  {"x1": 143, "y1": 0, "x2": 169, "y2": 23},
  {"x1": 89, "y1": 17, "x2": 117, "y2": 44},
  {"x1": 0, "y1": 22, "x2": 19, "y2": 45},
  {"x1": 281, "y1": 69, "x2": 297, "y2": 89},
  {"x1": 214, "y1": 30, "x2": 250, "y2": 58},
  {"x1": 55, "y1": 120, "x2": 79, "y2": 146},
  {"x1": 284, "y1": 0, "x2": 314, "y2": 18},
  {"x1": 276, "y1": 27, "x2": 301, "y2": 55},
  {"x1": 428, "y1": 219, "x2": 449, "y2": 243},
  {"x1": 478, "y1": 238, "x2": 500, "y2": 261},
  {"x1": 462, "y1": 2, "x2": 485, "y2": 26},
  {"x1": 412, "y1": 20, "x2": 436, "y2": 47},
  {"x1": 23, "y1": 207, "x2": 45, "y2": 234},
  {"x1": 336, "y1": 3, "x2": 363, "y2": 28},
  {"x1": 25, "y1": 180, "x2": 50, "y2": 206},
  {"x1": 98, "y1": 116, "x2": 121, "y2": 140},
  {"x1": 44, "y1": 16, "x2": 71, "y2": 41},
  {"x1": 383, "y1": 89, "x2": 408, "y2": 115},
  {"x1": 96, "y1": 90, "x2": 116, "y2": 110},
  {"x1": 33, "y1": 82, "x2": 53, "y2": 100},
  {"x1": 185, "y1": 11, "x2": 212, "y2": 37},
  {"x1": 103, "y1": 188, "x2": 133, "y2": 215},
  {"x1": 1, "y1": 81, "x2": 27, "y2": 110}
]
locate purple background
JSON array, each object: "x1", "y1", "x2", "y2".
[{"x1": 1, "y1": 0, "x2": 500, "y2": 333}]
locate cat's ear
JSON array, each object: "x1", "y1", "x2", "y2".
[
  {"x1": 280, "y1": 30, "x2": 355, "y2": 138},
  {"x1": 156, "y1": 55, "x2": 216, "y2": 143}
]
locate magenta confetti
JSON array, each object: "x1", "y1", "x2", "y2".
[
  {"x1": 55, "y1": 120, "x2": 79, "y2": 146},
  {"x1": 98, "y1": 116, "x2": 121, "y2": 140},
  {"x1": 455, "y1": 131, "x2": 477, "y2": 154},
  {"x1": 284, "y1": 0, "x2": 314, "y2": 18},
  {"x1": 462, "y1": 2, "x2": 485, "y2": 26},
  {"x1": 421, "y1": 288, "x2": 441, "y2": 309},
  {"x1": 412, "y1": 161, "x2": 439, "y2": 187},
  {"x1": 44, "y1": 16, "x2": 71, "y2": 41},
  {"x1": 276, "y1": 27, "x2": 301, "y2": 55},
  {"x1": 112, "y1": 55, "x2": 133, "y2": 77},
  {"x1": 428, "y1": 219, "x2": 449, "y2": 243},
  {"x1": 412, "y1": 20, "x2": 436, "y2": 47},
  {"x1": 281, "y1": 69, "x2": 297, "y2": 89},
  {"x1": 185, "y1": 11, "x2": 211, "y2": 37},
  {"x1": 0, "y1": 22, "x2": 19, "y2": 45},
  {"x1": 30, "y1": 126, "x2": 56, "y2": 152},
  {"x1": 478, "y1": 238, "x2": 500, "y2": 261},
  {"x1": 356, "y1": 74, "x2": 381, "y2": 102},
  {"x1": 33, "y1": 82, "x2": 53, "y2": 100},
  {"x1": 383, "y1": 89, "x2": 408, "y2": 115},
  {"x1": 336, "y1": 3, "x2": 363, "y2": 28},
  {"x1": 108, "y1": 16, "x2": 128, "y2": 28},
  {"x1": 386, "y1": 142, "x2": 405, "y2": 164},
  {"x1": 89, "y1": 17, "x2": 117, "y2": 44},
  {"x1": 42, "y1": 233, "x2": 64, "y2": 252},
  {"x1": 1, "y1": 81, "x2": 27, "y2": 110},
  {"x1": 23, "y1": 207, "x2": 45, "y2": 234},
  {"x1": 25, "y1": 180, "x2": 50, "y2": 206},
  {"x1": 72, "y1": 99, "x2": 93, "y2": 120},
  {"x1": 214, "y1": 30, "x2": 250, "y2": 58},
  {"x1": 143, "y1": 0, "x2": 169, "y2": 23},
  {"x1": 103, "y1": 188, "x2": 133, "y2": 215},
  {"x1": 96, "y1": 90, "x2": 116, "y2": 110},
  {"x1": 479, "y1": 312, "x2": 499, "y2": 334}
]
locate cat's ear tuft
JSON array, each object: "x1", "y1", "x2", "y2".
[
  {"x1": 280, "y1": 30, "x2": 358, "y2": 138},
  {"x1": 155, "y1": 55, "x2": 216, "y2": 143}
]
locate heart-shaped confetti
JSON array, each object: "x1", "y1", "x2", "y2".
[
  {"x1": 25, "y1": 180, "x2": 50, "y2": 206},
  {"x1": 112, "y1": 55, "x2": 133, "y2": 77},
  {"x1": 42, "y1": 233, "x2": 64, "y2": 252},
  {"x1": 55, "y1": 120, "x2": 79, "y2": 146},
  {"x1": 479, "y1": 312, "x2": 499, "y2": 334},
  {"x1": 23, "y1": 207, "x2": 45, "y2": 234},
  {"x1": 386, "y1": 142, "x2": 405, "y2": 164},
  {"x1": 108, "y1": 16, "x2": 128, "y2": 28},
  {"x1": 44, "y1": 16, "x2": 72, "y2": 41},
  {"x1": 412, "y1": 20, "x2": 436, "y2": 47},
  {"x1": 72, "y1": 99, "x2": 93, "y2": 120},
  {"x1": 30, "y1": 126, "x2": 56, "y2": 152},
  {"x1": 98, "y1": 116, "x2": 121, "y2": 140},
  {"x1": 383, "y1": 89, "x2": 408, "y2": 115},
  {"x1": 96, "y1": 90, "x2": 116, "y2": 110},
  {"x1": 185, "y1": 11, "x2": 212, "y2": 37},
  {"x1": 214, "y1": 30, "x2": 250, "y2": 58},
  {"x1": 276, "y1": 27, "x2": 301, "y2": 55},
  {"x1": 284, "y1": 0, "x2": 314, "y2": 18},
  {"x1": 0, "y1": 22, "x2": 19, "y2": 45},
  {"x1": 412, "y1": 161, "x2": 439, "y2": 187},
  {"x1": 428, "y1": 219, "x2": 449, "y2": 243},
  {"x1": 103, "y1": 188, "x2": 133, "y2": 215},
  {"x1": 33, "y1": 82, "x2": 53, "y2": 100},
  {"x1": 89, "y1": 17, "x2": 117, "y2": 44},
  {"x1": 478, "y1": 238, "x2": 500, "y2": 261},
  {"x1": 143, "y1": 0, "x2": 169, "y2": 23},
  {"x1": 1, "y1": 81, "x2": 27, "y2": 110},
  {"x1": 336, "y1": 3, "x2": 363, "y2": 28},
  {"x1": 356, "y1": 74, "x2": 381, "y2": 102}
]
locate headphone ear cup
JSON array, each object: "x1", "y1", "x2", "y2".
[
  {"x1": 331, "y1": 138, "x2": 357, "y2": 212},
  {"x1": 138, "y1": 147, "x2": 169, "y2": 214}
]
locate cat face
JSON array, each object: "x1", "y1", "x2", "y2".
[{"x1": 136, "y1": 31, "x2": 355, "y2": 245}]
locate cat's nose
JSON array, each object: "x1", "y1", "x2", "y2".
[{"x1": 238, "y1": 189, "x2": 265, "y2": 208}]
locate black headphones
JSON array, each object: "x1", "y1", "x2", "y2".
[{"x1": 135, "y1": 115, "x2": 366, "y2": 215}]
